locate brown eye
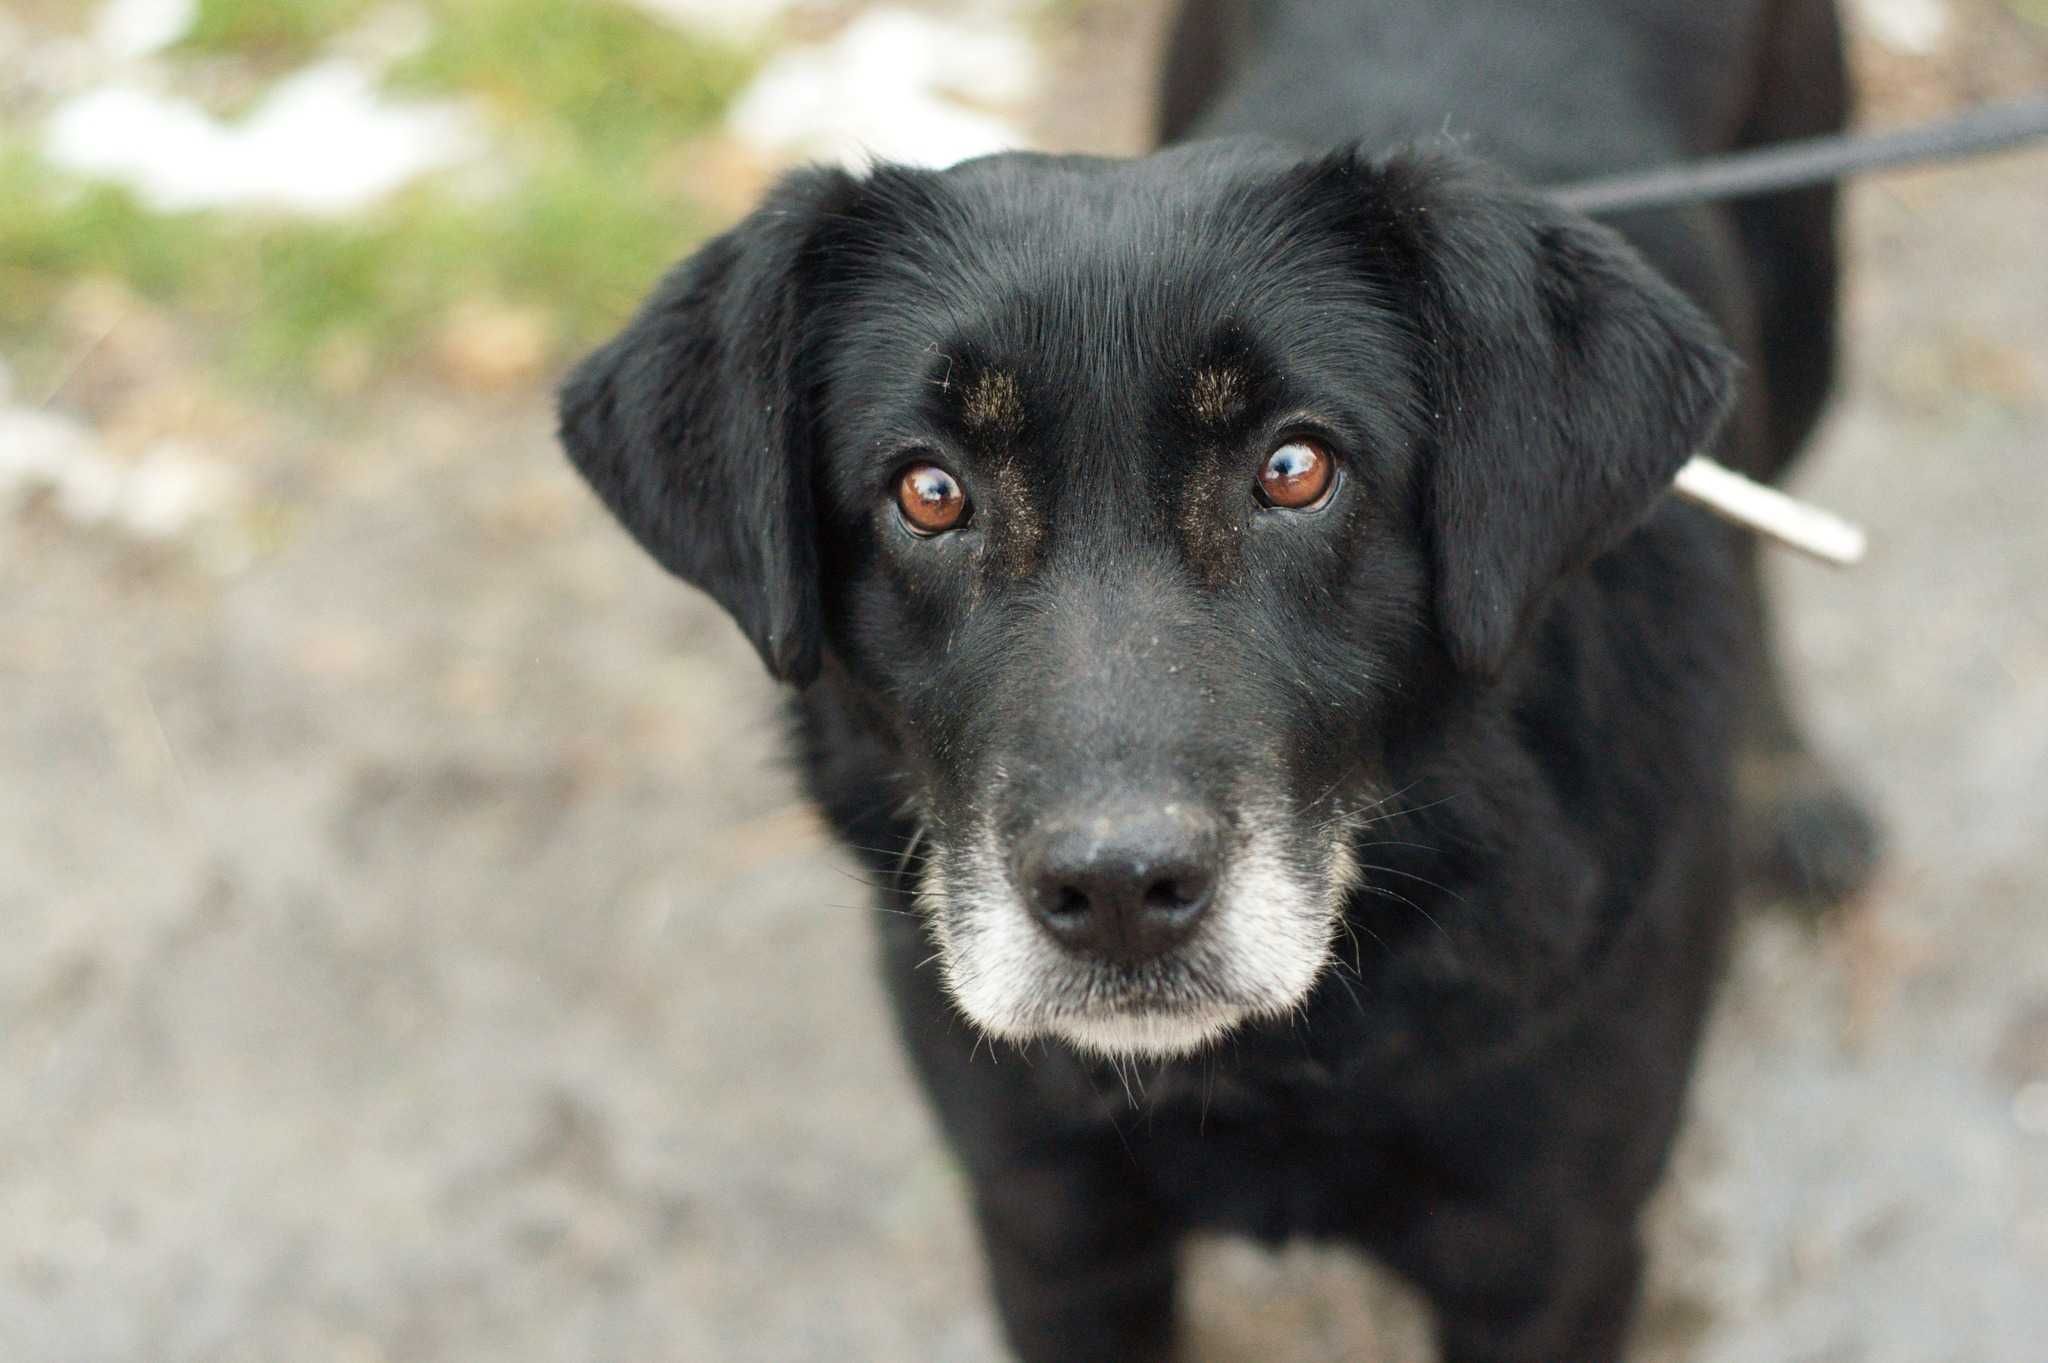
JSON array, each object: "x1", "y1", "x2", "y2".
[
  {"x1": 895, "y1": 461, "x2": 970, "y2": 535},
  {"x1": 1256, "y1": 440, "x2": 1336, "y2": 510}
]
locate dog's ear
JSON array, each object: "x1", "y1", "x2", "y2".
[
  {"x1": 558, "y1": 167, "x2": 860, "y2": 686},
  {"x1": 1368, "y1": 153, "x2": 1736, "y2": 678}
]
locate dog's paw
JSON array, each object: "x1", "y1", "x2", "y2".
[{"x1": 1739, "y1": 754, "x2": 1884, "y2": 911}]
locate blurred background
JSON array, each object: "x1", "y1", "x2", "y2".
[{"x1": 2, "y1": 1, "x2": 2044, "y2": 1359}]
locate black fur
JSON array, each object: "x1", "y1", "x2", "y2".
[
  {"x1": 558, "y1": 1, "x2": 1856, "y2": 1358},
  {"x1": 560, "y1": 166, "x2": 860, "y2": 681}
]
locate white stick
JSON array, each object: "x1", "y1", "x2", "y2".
[{"x1": 1672, "y1": 455, "x2": 1867, "y2": 566}]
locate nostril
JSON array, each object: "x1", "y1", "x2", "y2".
[
  {"x1": 1052, "y1": 885, "x2": 1091, "y2": 921},
  {"x1": 1142, "y1": 876, "x2": 1207, "y2": 916}
]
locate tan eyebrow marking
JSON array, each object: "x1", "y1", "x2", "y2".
[
  {"x1": 1190, "y1": 366, "x2": 1248, "y2": 426},
  {"x1": 991, "y1": 457, "x2": 1044, "y2": 578},
  {"x1": 962, "y1": 369, "x2": 1024, "y2": 436},
  {"x1": 1176, "y1": 456, "x2": 1245, "y2": 589}
]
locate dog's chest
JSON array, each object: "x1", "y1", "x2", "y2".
[{"x1": 1121, "y1": 1067, "x2": 1397, "y2": 1242}]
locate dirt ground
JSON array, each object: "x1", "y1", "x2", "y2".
[{"x1": 5, "y1": 6, "x2": 2047, "y2": 1363}]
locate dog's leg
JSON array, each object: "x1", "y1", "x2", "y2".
[
  {"x1": 1734, "y1": 545, "x2": 1884, "y2": 906},
  {"x1": 1426, "y1": 1226, "x2": 1645, "y2": 1363},
  {"x1": 973, "y1": 1155, "x2": 1179, "y2": 1363},
  {"x1": 1366, "y1": 1177, "x2": 1648, "y2": 1363},
  {"x1": 1362, "y1": 910, "x2": 1723, "y2": 1363},
  {"x1": 1726, "y1": 0, "x2": 1883, "y2": 908},
  {"x1": 1602, "y1": 0, "x2": 1876, "y2": 908}
]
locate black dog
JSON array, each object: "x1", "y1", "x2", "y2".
[{"x1": 559, "y1": 1, "x2": 1871, "y2": 1357}]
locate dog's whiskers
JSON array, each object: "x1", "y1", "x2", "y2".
[
  {"x1": 895, "y1": 821, "x2": 930, "y2": 884},
  {"x1": 1324, "y1": 962, "x2": 1370, "y2": 1020},
  {"x1": 1354, "y1": 883, "x2": 1455, "y2": 943},
  {"x1": 1350, "y1": 837, "x2": 1444, "y2": 855},
  {"x1": 1358, "y1": 860, "x2": 1469, "y2": 905},
  {"x1": 825, "y1": 899, "x2": 921, "y2": 920},
  {"x1": 835, "y1": 840, "x2": 932, "y2": 865},
  {"x1": 1110, "y1": 1053, "x2": 1138, "y2": 1109}
]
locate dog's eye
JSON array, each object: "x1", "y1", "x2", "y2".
[
  {"x1": 1256, "y1": 440, "x2": 1336, "y2": 511},
  {"x1": 895, "y1": 461, "x2": 971, "y2": 535}
]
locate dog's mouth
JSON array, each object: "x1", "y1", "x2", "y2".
[
  {"x1": 1041, "y1": 1000, "x2": 1253, "y2": 1060},
  {"x1": 918, "y1": 814, "x2": 1356, "y2": 1060},
  {"x1": 958, "y1": 958, "x2": 1270, "y2": 1060}
]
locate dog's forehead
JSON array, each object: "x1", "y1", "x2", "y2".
[
  {"x1": 826, "y1": 146, "x2": 1383, "y2": 438},
  {"x1": 923, "y1": 147, "x2": 1340, "y2": 324}
]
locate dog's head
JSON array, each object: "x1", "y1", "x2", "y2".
[{"x1": 560, "y1": 141, "x2": 1732, "y2": 1059}]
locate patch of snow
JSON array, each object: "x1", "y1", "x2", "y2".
[
  {"x1": 727, "y1": 7, "x2": 1038, "y2": 169},
  {"x1": 0, "y1": 407, "x2": 126, "y2": 526},
  {"x1": 93, "y1": 0, "x2": 196, "y2": 60},
  {"x1": 43, "y1": 59, "x2": 481, "y2": 215},
  {"x1": 1851, "y1": 0, "x2": 1949, "y2": 55},
  {"x1": 0, "y1": 407, "x2": 239, "y2": 541},
  {"x1": 120, "y1": 442, "x2": 240, "y2": 540}
]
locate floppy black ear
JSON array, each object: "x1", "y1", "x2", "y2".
[
  {"x1": 1372, "y1": 153, "x2": 1737, "y2": 678},
  {"x1": 558, "y1": 167, "x2": 860, "y2": 685}
]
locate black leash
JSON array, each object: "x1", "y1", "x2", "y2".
[{"x1": 1552, "y1": 94, "x2": 2048, "y2": 215}]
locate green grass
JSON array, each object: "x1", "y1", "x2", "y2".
[
  {"x1": 394, "y1": 0, "x2": 754, "y2": 152},
  {"x1": 0, "y1": 143, "x2": 706, "y2": 385},
  {"x1": 5, "y1": 0, "x2": 753, "y2": 390},
  {"x1": 182, "y1": 0, "x2": 756, "y2": 140},
  {"x1": 0, "y1": 151, "x2": 209, "y2": 317},
  {"x1": 180, "y1": 0, "x2": 377, "y2": 67},
  {"x1": 220, "y1": 155, "x2": 703, "y2": 380}
]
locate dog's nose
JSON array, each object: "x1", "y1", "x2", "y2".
[{"x1": 1018, "y1": 808, "x2": 1223, "y2": 962}]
